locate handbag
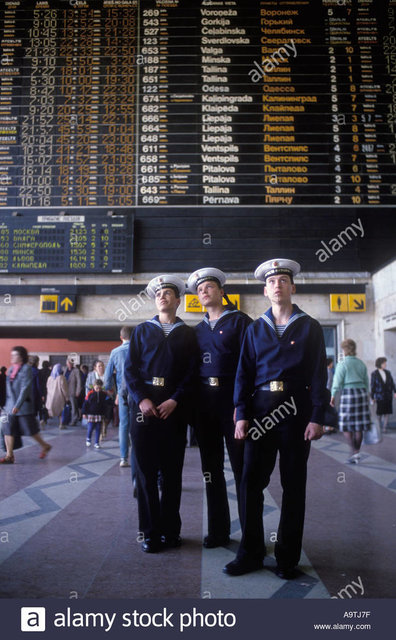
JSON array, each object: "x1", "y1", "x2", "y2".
[
  {"x1": 363, "y1": 421, "x2": 382, "y2": 445},
  {"x1": 1, "y1": 412, "x2": 23, "y2": 450},
  {"x1": 323, "y1": 403, "x2": 339, "y2": 429},
  {"x1": 61, "y1": 402, "x2": 71, "y2": 425},
  {"x1": 0, "y1": 410, "x2": 7, "y2": 452}
]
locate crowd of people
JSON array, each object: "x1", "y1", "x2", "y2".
[
  {"x1": 0, "y1": 258, "x2": 395, "y2": 581},
  {"x1": 0, "y1": 347, "x2": 129, "y2": 466}
]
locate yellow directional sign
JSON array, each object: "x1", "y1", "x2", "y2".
[
  {"x1": 348, "y1": 294, "x2": 366, "y2": 313},
  {"x1": 40, "y1": 294, "x2": 76, "y2": 313},
  {"x1": 185, "y1": 295, "x2": 203, "y2": 313},
  {"x1": 60, "y1": 297, "x2": 73, "y2": 311},
  {"x1": 59, "y1": 295, "x2": 76, "y2": 313},
  {"x1": 330, "y1": 293, "x2": 366, "y2": 313},
  {"x1": 185, "y1": 294, "x2": 241, "y2": 313},
  {"x1": 40, "y1": 295, "x2": 58, "y2": 313},
  {"x1": 330, "y1": 294, "x2": 348, "y2": 312}
]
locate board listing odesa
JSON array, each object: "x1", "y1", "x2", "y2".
[{"x1": 0, "y1": 0, "x2": 395, "y2": 272}]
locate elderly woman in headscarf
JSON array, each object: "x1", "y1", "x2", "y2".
[{"x1": 46, "y1": 363, "x2": 69, "y2": 429}]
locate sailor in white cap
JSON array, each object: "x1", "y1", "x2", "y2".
[
  {"x1": 253, "y1": 258, "x2": 301, "y2": 284},
  {"x1": 124, "y1": 275, "x2": 199, "y2": 553},
  {"x1": 145, "y1": 274, "x2": 186, "y2": 301},
  {"x1": 187, "y1": 268, "x2": 252, "y2": 548},
  {"x1": 223, "y1": 259, "x2": 327, "y2": 578}
]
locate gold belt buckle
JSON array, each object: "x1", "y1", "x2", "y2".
[
  {"x1": 208, "y1": 377, "x2": 219, "y2": 387},
  {"x1": 270, "y1": 380, "x2": 284, "y2": 392},
  {"x1": 152, "y1": 377, "x2": 165, "y2": 387}
]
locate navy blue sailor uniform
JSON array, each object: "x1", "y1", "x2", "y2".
[
  {"x1": 194, "y1": 308, "x2": 252, "y2": 541},
  {"x1": 124, "y1": 315, "x2": 199, "y2": 543},
  {"x1": 234, "y1": 304, "x2": 327, "y2": 570}
]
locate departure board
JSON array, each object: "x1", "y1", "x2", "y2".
[
  {"x1": 0, "y1": 0, "x2": 395, "y2": 209},
  {"x1": 0, "y1": 0, "x2": 396, "y2": 274},
  {"x1": 0, "y1": 212, "x2": 133, "y2": 272}
]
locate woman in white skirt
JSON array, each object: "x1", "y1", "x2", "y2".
[{"x1": 330, "y1": 339, "x2": 370, "y2": 464}]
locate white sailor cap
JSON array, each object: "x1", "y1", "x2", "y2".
[
  {"x1": 146, "y1": 274, "x2": 186, "y2": 299},
  {"x1": 187, "y1": 267, "x2": 226, "y2": 294},
  {"x1": 254, "y1": 258, "x2": 301, "y2": 283}
]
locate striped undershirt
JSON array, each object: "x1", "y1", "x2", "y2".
[
  {"x1": 161, "y1": 322, "x2": 174, "y2": 336},
  {"x1": 275, "y1": 324, "x2": 287, "y2": 337}
]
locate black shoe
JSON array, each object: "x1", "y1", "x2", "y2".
[
  {"x1": 161, "y1": 535, "x2": 182, "y2": 548},
  {"x1": 141, "y1": 538, "x2": 162, "y2": 553},
  {"x1": 203, "y1": 535, "x2": 230, "y2": 549},
  {"x1": 223, "y1": 558, "x2": 263, "y2": 576},
  {"x1": 275, "y1": 566, "x2": 297, "y2": 580}
]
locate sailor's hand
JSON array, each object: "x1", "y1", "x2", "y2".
[
  {"x1": 304, "y1": 422, "x2": 323, "y2": 440},
  {"x1": 235, "y1": 419, "x2": 249, "y2": 440},
  {"x1": 157, "y1": 399, "x2": 177, "y2": 420},
  {"x1": 139, "y1": 398, "x2": 159, "y2": 418}
]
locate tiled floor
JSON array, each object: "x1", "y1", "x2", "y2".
[{"x1": 1, "y1": 420, "x2": 395, "y2": 599}]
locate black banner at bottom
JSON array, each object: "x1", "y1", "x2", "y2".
[{"x1": 1, "y1": 598, "x2": 394, "y2": 640}]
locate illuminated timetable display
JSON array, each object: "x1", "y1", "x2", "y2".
[
  {"x1": 0, "y1": 0, "x2": 395, "y2": 208},
  {"x1": 0, "y1": 212, "x2": 133, "y2": 273},
  {"x1": 0, "y1": 0, "x2": 395, "y2": 273}
]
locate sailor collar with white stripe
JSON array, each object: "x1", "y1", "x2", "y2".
[
  {"x1": 203, "y1": 308, "x2": 237, "y2": 328},
  {"x1": 147, "y1": 315, "x2": 185, "y2": 334},
  {"x1": 261, "y1": 304, "x2": 307, "y2": 335}
]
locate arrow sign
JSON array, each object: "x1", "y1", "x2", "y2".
[
  {"x1": 347, "y1": 294, "x2": 366, "y2": 313},
  {"x1": 61, "y1": 297, "x2": 73, "y2": 311},
  {"x1": 59, "y1": 295, "x2": 76, "y2": 313}
]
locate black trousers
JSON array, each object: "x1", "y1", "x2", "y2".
[
  {"x1": 194, "y1": 383, "x2": 244, "y2": 539},
  {"x1": 130, "y1": 387, "x2": 187, "y2": 541},
  {"x1": 237, "y1": 390, "x2": 311, "y2": 570}
]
